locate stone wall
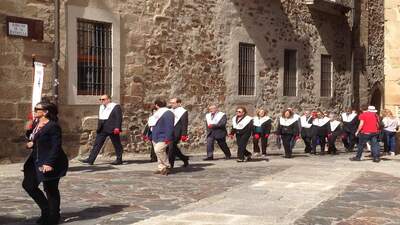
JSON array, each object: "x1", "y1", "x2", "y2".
[
  {"x1": 384, "y1": 0, "x2": 400, "y2": 114},
  {"x1": 355, "y1": 0, "x2": 385, "y2": 107},
  {"x1": 0, "y1": 0, "x2": 374, "y2": 163},
  {"x1": 0, "y1": 0, "x2": 55, "y2": 163}
]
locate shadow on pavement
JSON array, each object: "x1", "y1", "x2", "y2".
[
  {"x1": 0, "y1": 215, "x2": 34, "y2": 225},
  {"x1": 68, "y1": 165, "x2": 116, "y2": 173},
  {"x1": 123, "y1": 159, "x2": 156, "y2": 165},
  {"x1": 62, "y1": 204, "x2": 129, "y2": 224},
  {"x1": 170, "y1": 163, "x2": 214, "y2": 174}
]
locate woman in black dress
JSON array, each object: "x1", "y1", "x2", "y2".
[
  {"x1": 229, "y1": 106, "x2": 253, "y2": 162},
  {"x1": 23, "y1": 102, "x2": 68, "y2": 225},
  {"x1": 277, "y1": 109, "x2": 299, "y2": 158},
  {"x1": 252, "y1": 109, "x2": 272, "y2": 158}
]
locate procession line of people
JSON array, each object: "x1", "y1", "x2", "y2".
[{"x1": 23, "y1": 96, "x2": 399, "y2": 224}]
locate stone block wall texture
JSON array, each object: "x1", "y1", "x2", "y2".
[
  {"x1": 385, "y1": 0, "x2": 400, "y2": 113},
  {"x1": 0, "y1": 0, "x2": 383, "y2": 162}
]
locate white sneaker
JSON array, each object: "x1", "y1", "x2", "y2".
[{"x1": 390, "y1": 152, "x2": 395, "y2": 156}]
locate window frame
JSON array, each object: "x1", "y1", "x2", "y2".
[
  {"x1": 238, "y1": 42, "x2": 256, "y2": 96},
  {"x1": 67, "y1": 5, "x2": 120, "y2": 105},
  {"x1": 320, "y1": 54, "x2": 333, "y2": 97},
  {"x1": 283, "y1": 49, "x2": 298, "y2": 97}
]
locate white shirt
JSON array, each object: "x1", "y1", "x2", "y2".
[
  {"x1": 99, "y1": 102, "x2": 117, "y2": 120},
  {"x1": 382, "y1": 117, "x2": 399, "y2": 132},
  {"x1": 206, "y1": 111, "x2": 225, "y2": 126}
]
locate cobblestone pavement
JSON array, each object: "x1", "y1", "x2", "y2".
[
  {"x1": 295, "y1": 172, "x2": 400, "y2": 225},
  {"x1": 1, "y1": 148, "x2": 400, "y2": 225},
  {"x1": 0, "y1": 155, "x2": 283, "y2": 225}
]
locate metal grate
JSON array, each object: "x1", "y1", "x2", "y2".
[
  {"x1": 77, "y1": 19, "x2": 112, "y2": 96},
  {"x1": 238, "y1": 43, "x2": 255, "y2": 95},
  {"x1": 321, "y1": 55, "x2": 332, "y2": 97},
  {"x1": 283, "y1": 49, "x2": 297, "y2": 96}
]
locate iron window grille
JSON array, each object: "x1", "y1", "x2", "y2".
[
  {"x1": 238, "y1": 43, "x2": 256, "y2": 96},
  {"x1": 321, "y1": 55, "x2": 332, "y2": 97},
  {"x1": 283, "y1": 49, "x2": 297, "y2": 96},
  {"x1": 77, "y1": 19, "x2": 112, "y2": 96}
]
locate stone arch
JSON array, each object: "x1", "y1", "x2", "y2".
[{"x1": 370, "y1": 82, "x2": 384, "y2": 113}]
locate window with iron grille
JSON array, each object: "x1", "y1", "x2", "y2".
[
  {"x1": 283, "y1": 49, "x2": 297, "y2": 96},
  {"x1": 321, "y1": 55, "x2": 332, "y2": 97},
  {"x1": 77, "y1": 19, "x2": 112, "y2": 96},
  {"x1": 238, "y1": 43, "x2": 255, "y2": 95}
]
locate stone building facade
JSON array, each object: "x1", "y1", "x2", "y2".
[
  {"x1": 384, "y1": 0, "x2": 400, "y2": 115},
  {"x1": 0, "y1": 0, "x2": 385, "y2": 162}
]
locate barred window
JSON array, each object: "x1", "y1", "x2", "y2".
[
  {"x1": 77, "y1": 19, "x2": 112, "y2": 96},
  {"x1": 321, "y1": 55, "x2": 332, "y2": 97},
  {"x1": 283, "y1": 49, "x2": 297, "y2": 96},
  {"x1": 238, "y1": 43, "x2": 255, "y2": 95}
]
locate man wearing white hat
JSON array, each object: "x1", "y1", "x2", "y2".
[{"x1": 350, "y1": 105, "x2": 381, "y2": 162}]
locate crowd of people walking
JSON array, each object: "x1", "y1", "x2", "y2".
[{"x1": 23, "y1": 96, "x2": 399, "y2": 224}]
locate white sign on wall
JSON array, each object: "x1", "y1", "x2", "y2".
[
  {"x1": 8, "y1": 22, "x2": 28, "y2": 37},
  {"x1": 32, "y1": 62, "x2": 44, "y2": 112}
]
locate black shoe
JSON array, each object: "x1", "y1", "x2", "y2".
[
  {"x1": 36, "y1": 211, "x2": 49, "y2": 224},
  {"x1": 183, "y1": 157, "x2": 189, "y2": 167},
  {"x1": 244, "y1": 155, "x2": 252, "y2": 162},
  {"x1": 203, "y1": 157, "x2": 214, "y2": 161},
  {"x1": 224, "y1": 155, "x2": 232, "y2": 160},
  {"x1": 111, "y1": 159, "x2": 123, "y2": 165},
  {"x1": 349, "y1": 157, "x2": 361, "y2": 161},
  {"x1": 79, "y1": 158, "x2": 94, "y2": 165},
  {"x1": 373, "y1": 158, "x2": 381, "y2": 163}
]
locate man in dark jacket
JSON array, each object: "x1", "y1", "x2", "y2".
[
  {"x1": 80, "y1": 94, "x2": 123, "y2": 165},
  {"x1": 168, "y1": 98, "x2": 190, "y2": 168},
  {"x1": 204, "y1": 105, "x2": 231, "y2": 160},
  {"x1": 150, "y1": 99, "x2": 175, "y2": 175}
]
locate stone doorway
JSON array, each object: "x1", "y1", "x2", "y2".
[{"x1": 370, "y1": 83, "x2": 383, "y2": 114}]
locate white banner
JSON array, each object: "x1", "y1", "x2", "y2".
[{"x1": 32, "y1": 62, "x2": 44, "y2": 111}]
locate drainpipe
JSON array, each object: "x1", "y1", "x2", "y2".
[{"x1": 52, "y1": 0, "x2": 60, "y2": 105}]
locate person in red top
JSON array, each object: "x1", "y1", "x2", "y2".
[{"x1": 350, "y1": 105, "x2": 381, "y2": 162}]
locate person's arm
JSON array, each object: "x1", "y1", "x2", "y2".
[
  {"x1": 264, "y1": 120, "x2": 272, "y2": 134},
  {"x1": 355, "y1": 120, "x2": 364, "y2": 136},
  {"x1": 114, "y1": 105, "x2": 123, "y2": 130},
  {"x1": 44, "y1": 124, "x2": 62, "y2": 167},
  {"x1": 181, "y1": 111, "x2": 189, "y2": 136},
  {"x1": 276, "y1": 121, "x2": 282, "y2": 135},
  {"x1": 165, "y1": 112, "x2": 175, "y2": 142},
  {"x1": 293, "y1": 121, "x2": 300, "y2": 137}
]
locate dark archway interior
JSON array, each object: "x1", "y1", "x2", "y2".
[{"x1": 370, "y1": 87, "x2": 382, "y2": 113}]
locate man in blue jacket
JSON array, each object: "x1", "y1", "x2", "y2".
[{"x1": 148, "y1": 99, "x2": 175, "y2": 175}]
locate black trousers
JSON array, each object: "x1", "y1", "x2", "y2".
[
  {"x1": 341, "y1": 131, "x2": 356, "y2": 151},
  {"x1": 22, "y1": 169, "x2": 61, "y2": 219},
  {"x1": 150, "y1": 144, "x2": 157, "y2": 161},
  {"x1": 168, "y1": 141, "x2": 189, "y2": 168},
  {"x1": 312, "y1": 135, "x2": 326, "y2": 154},
  {"x1": 301, "y1": 135, "x2": 312, "y2": 153},
  {"x1": 253, "y1": 136, "x2": 268, "y2": 155},
  {"x1": 327, "y1": 135, "x2": 338, "y2": 154},
  {"x1": 88, "y1": 132, "x2": 123, "y2": 162},
  {"x1": 206, "y1": 136, "x2": 231, "y2": 158},
  {"x1": 281, "y1": 134, "x2": 294, "y2": 158},
  {"x1": 236, "y1": 133, "x2": 252, "y2": 160}
]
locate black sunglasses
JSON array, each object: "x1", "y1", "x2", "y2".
[
  {"x1": 99, "y1": 98, "x2": 108, "y2": 101},
  {"x1": 34, "y1": 107, "x2": 44, "y2": 111}
]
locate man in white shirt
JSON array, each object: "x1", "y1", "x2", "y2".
[{"x1": 80, "y1": 95, "x2": 123, "y2": 165}]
